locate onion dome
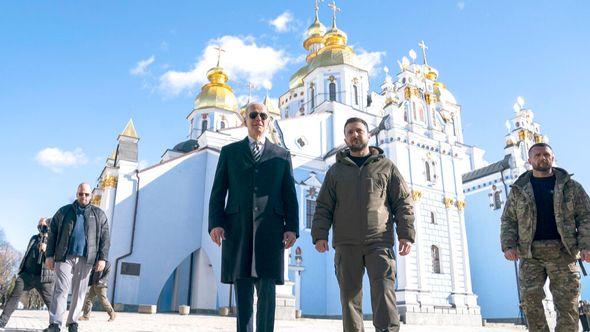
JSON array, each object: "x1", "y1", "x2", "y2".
[{"x1": 193, "y1": 66, "x2": 238, "y2": 112}]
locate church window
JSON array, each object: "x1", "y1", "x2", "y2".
[
  {"x1": 493, "y1": 191, "x2": 502, "y2": 210},
  {"x1": 329, "y1": 82, "x2": 337, "y2": 101},
  {"x1": 430, "y1": 212, "x2": 436, "y2": 224},
  {"x1": 404, "y1": 110, "x2": 408, "y2": 122},
  {"x1": 353, "y1": 85, "x2": 359, "y2": 105},
  {"x1": 425, "y1": 161, "x2": 432, "y2": 182},
  {"x1": 431, "y1": 246, "x2": 441, "y2": 273},
  {"x1": 306, "y1": 199, "x2": 316, "y2": 229},
  {"x1": 201, "y1": 120, "x2": 208, "y2": 133},
  {"x1": 220, "y1": 121, "x2": 226, "y2": 129},
  {"x1": 310, "y1": 85, "x2": 316, "y2": 109}
]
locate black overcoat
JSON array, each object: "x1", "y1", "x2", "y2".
[{"x1": 208, "y1": 137, "x2": 299, "y2": 284}]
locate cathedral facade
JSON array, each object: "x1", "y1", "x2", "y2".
[{"x1": 86, "y1": 4, "x2": 550, "y2": 326}]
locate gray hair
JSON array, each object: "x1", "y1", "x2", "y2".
[{"x1": 244, "y1": 102, "x2": 267, "y2": 115}]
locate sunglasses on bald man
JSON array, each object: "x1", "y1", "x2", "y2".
[{"x1": 248, "y1": 111, "x2": 269, "y2": 120}]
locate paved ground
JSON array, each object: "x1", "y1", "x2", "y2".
[{"x1": 1, "y1": 310, "x2": 527, "y2": 331}]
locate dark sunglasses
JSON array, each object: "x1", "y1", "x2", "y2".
[
  {"x1": 77, "y1": 193, "x2": 91, "y2": 197},
  {"x1": 248, "y1": 112, "x2": 268, "y2": 120}
]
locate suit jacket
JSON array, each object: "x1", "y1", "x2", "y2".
[{"x1": 208, "y1": 137, "x2": 299, "y2": 284}]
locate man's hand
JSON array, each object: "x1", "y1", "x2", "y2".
[
  {"x1": 45, "y1": 257, "x2": 54, "y2": 271},
  {"x1": 38, "y1": 243, "x2": 47, "y2": 253},
  {"x1": 504, "y1": 248, "x2": 519, "y2": 261},
  {"x1": 398, "y1": 239, "x2": 412, "y2": 256},
  {"x1": 283, "y1": 232, "x2": 296, "y2": 249},
  {"x1": 315, "y1": 240, "x2": 329, "y2": 253},
  {"x1": 210, "y1": 227, "x2": 225, "y2": 246},
  {"x1": 581, "y1": 250, "x2": 590, "y2": 263},
  {"x1": 95, "y1": 260, "x2": 106, "y2": 272}
]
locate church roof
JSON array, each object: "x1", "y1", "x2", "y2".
[
  {"x1": 120, "y1": 119, "x2": 139, "y2": 138},
  {"x1": 462, "y1": 155, "x2": 511, "y2": 183},
  {"x1": 172, "y1": 139, "x2": 199, "y2": 153}
]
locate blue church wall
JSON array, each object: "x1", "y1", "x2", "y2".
[{"x1": 464, "y1": 190, "x2": 520, "y2": 319}]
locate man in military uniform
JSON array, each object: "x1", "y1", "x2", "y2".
[{"x1": 501, "y1": 142, "x2": 590, "y2": 332}]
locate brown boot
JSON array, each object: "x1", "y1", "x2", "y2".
[{"x1": 108, "y1": 311, "x2": 116, "y2": 322}]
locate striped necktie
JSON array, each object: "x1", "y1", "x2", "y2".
[{"x1": 252, "y1": 142, "x2": 262, "y2": 162}]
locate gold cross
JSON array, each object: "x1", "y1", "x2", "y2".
[
  {"x1": 327, "y1": 0, "x2": 341, "y2": 27},
  {"x1": 214, "y1": 46, "x2": 225, "y2": 67},
  {"x1": 418, "y1": 40, "x2": 428, "y2": 65}
]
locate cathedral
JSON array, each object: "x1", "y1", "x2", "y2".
[{"x1": 88, "y1": 2, "x2": 556, "y2": 326}]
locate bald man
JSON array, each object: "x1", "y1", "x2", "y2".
[{"x1": 44, "y1": 183, "x2": 110, "y2": 332}]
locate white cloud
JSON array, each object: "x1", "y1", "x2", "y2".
[
  {"x1": 356, "y1": 49, "x2": 386, "y2": 76},
  {"x1": 269, "y1": 11, "x2": 294, "y2": 32},
  {"x1": 130, "y1": 55, "x2": 156, "y2": 76},
  {"x1": 36, "y1": 147, "x2": 88, "y2": 173},
  {"x1": 159, "y1": 35, "x2": 289, "y2": 96},
  {"x1": 457, "y1": 2, "x2": 465, "y2": 11}
]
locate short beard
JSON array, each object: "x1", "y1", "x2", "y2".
[
  {"x1": 533, "y1": 164, "x2": 552, "y2": 172},
  {"x1": 349, "y1": 142, "x2": 368, "y2": 152}
]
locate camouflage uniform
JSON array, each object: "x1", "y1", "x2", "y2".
[{"x1": 501, "y1": 167, "x2": 590, "y2": 332}]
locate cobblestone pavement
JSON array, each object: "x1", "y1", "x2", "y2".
[{"x1": 0, "y1": 310, "x2": 526, "y2": 332}]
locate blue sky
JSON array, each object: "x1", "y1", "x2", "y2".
[{"x1": 0, "y1": 1, "x2": 589, "y2": 252}]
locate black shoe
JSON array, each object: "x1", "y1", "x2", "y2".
[
  {"x1": 67, "y1": 322, "x2": 78, "y2": 332},
  {"x1": 43, "y1": 323, "x2": 61, "y2": 332},
  {"x1": 0, "y1": 319, "x2": 6, "y2": 328}
]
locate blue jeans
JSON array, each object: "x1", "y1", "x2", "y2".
[{"x1": 234, "y1": 278, "x2": 276, "y2": 332}]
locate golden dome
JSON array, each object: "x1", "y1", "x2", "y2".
[
  {"x1": 194, "y1": 66, "x2": 238, "y2": 112},
  {"x1": 303, "y1": 17, "x2": 326, "y2": 50},
  {"x1": 289, "y1": 64, "x2": 310, "y2": 89},
  {"x1": 310, "y1": 45, "x2": 359, "y2": 72},
  {"x1": 320, "y1": 26, "x2": 348, "y2": 53},
  {"x1": 424, "y1": 65, "x2": 438, "y2": 81}
]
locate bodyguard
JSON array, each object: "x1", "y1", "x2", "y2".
[
  {"x1": 312, "y1": 117, "x2": 415, "y2": 332},
  {"x1": 0, "y1": 218, "x2": 54, "y2": 328},
  {"x1": 44, "y1": 183, "x2": 110, "y2": 332},
  {"x1": 501, "y1": 143, "x2": 590, "y2": 332},
  {"x1": 209, "y1": 102, "x2": 299, "y2": 332},
  {"x1": 79, "y1": 260, "x2": 116, "y2": 322}
]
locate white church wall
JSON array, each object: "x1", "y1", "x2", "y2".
[{"x1": 112, "y1": 150, "x2": 210, "y2": 306}]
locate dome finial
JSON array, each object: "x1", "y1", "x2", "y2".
[
  {"x1": 327, "y1": 0, "x2": 340, "y2": 29},
  {"x1": 214, "y1": 45, "x2": 225, "y2": 67},
  {"x1": 314, "y1": 0, "x2": 322, "y2": 21},
  {"x1": 418, "y1": 40, "x2": 429, "y2": 66}
]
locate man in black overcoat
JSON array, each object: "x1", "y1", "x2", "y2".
[{"x1": 208, "y1": 102, "x2": 299, "y2": 332}]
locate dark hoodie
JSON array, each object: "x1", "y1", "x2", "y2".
[{"x1": 312, "y1": 147, "x2": 415, "y2": 248}]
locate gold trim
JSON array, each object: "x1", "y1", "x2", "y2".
[
  {"x1": 101, "y1": 175, "x2": 118, "y2": 189},
  {"x1": 412, "y1": 190, "x2": 422, "y2": 201},
  {"x1": 91, "y1": 195, "x2": 102, "y2": 206},
  {"x1": 456, "y1": 200, "x2": 466, "y2": 211},
  {"x1": 444, "y1": 197, "x2": 455, "y2": 208}
]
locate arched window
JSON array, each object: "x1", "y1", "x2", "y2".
[
  {"x1": 425, "y1": 161, "x2": 432, "y2": 182},
  {"x1": 430, "y1": 212, "x2": 436, "y2": 224},
  {"x1": 310, "y1": 85, "x2": 315, "y2": 109},
  {"x1": 431, "y1": 245, "x2": 441, "y2": 273},
  {"x1": 201, "y1": 120, "x2": 208, "y2": 133},
  {"x1": 353, "y1": 85, "x2": 359, "y2": 105},
  {"x1": 306, "y1": 199, "x2": 316, "y2": 229},
  {"x1": 329, "y1": 82, "x2": 336, "y2": 101},
  {"x1": 494, "y1": 191, "x2": 502, "y2": 210},
  {"x1": 220, "y1": 121, "x2": 226, "y2": 129}
]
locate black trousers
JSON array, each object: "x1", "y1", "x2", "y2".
[
  {"x1": 234, "y1": 278, "x2": 276, "y2": 332},
  {"x1": 0, "y1": 272, "x2": 53, "y2": 324}
]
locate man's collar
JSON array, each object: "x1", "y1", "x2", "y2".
[{"x1": 247, "y1": 136, "x2": 266, "y2": 145}]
